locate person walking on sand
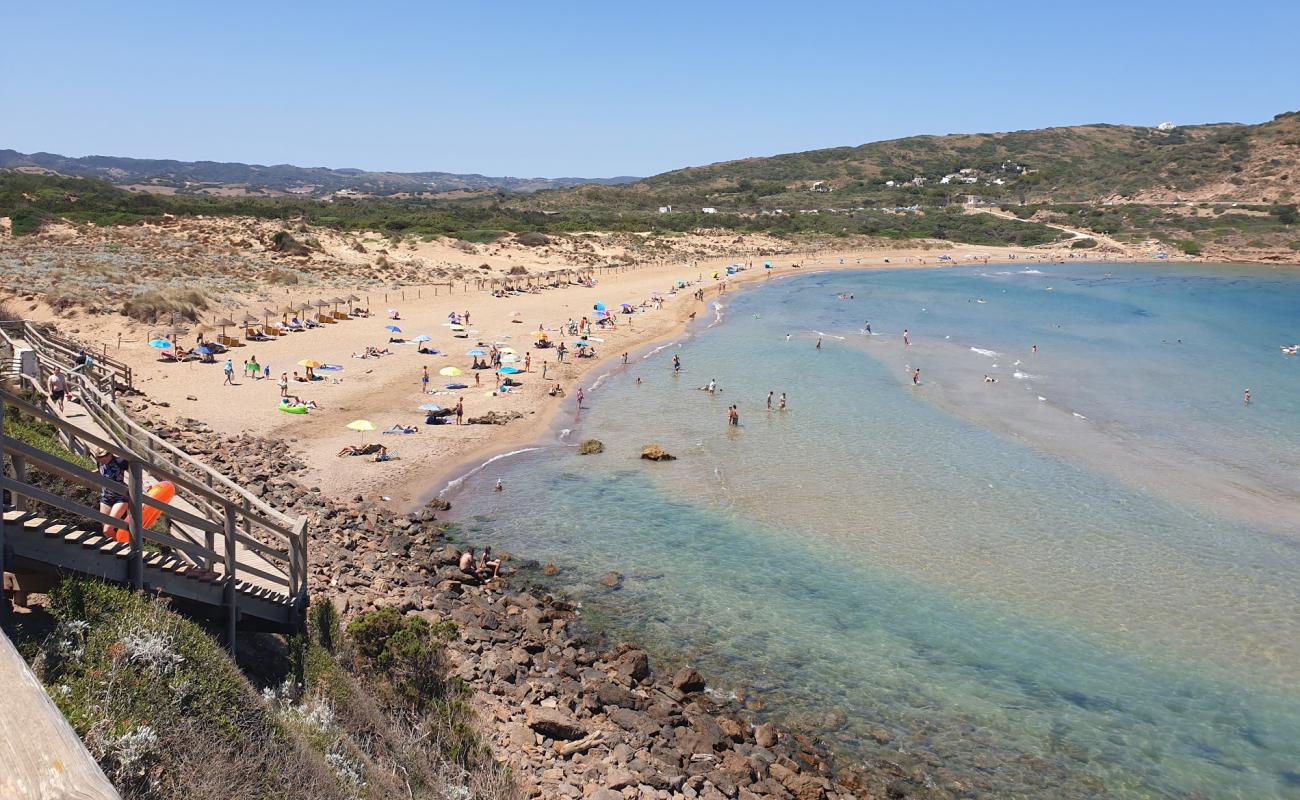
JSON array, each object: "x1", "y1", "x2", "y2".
[
  {"x1": 474, "y1": 371, "x2": 481, "y2": 387},
  {"x1": 525, "y1": 352, "x2": 531, "y2": 372},
  {"x1": 278, "y1": 372, "x2": 289, "y2": 397},
  {"x1": 542, "y1": 360, "x2": 548, "y2": 380},
  {"x1": 913, "y1": 368, "x2": 921, "y2": 385},
  {"x1": 454, "y1": 398, "x2": 464, "y2": 425},
  {"x1": 223, "y1": 358, "x2": 234, "y2": 385},
  {"x1": 903, "y1": 329, "x2": 910, "y2": 346},
  {"x1": 421, "y1": 366, "x2": 430, "y2": 393}
]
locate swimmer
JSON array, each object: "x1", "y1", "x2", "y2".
[
  {"x1": 984, "y1": 374, "x2": 996, "y2": 383},
  {"x1": 1031, "y1": 344, "x2": 1037, "y2": 354},
  {"x1": 494, "y1": 478, "x2": 504, "y2": 492}
]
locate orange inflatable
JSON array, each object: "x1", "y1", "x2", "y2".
[{"x1": 113, "y1": 481, "x2": 175, "y2": 543}]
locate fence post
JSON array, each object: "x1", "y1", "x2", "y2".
[
  {"x1": 11, "y1": 453, "x2": 26, "y2": 512},
  {"x1": 223, "y1": 505, "x2": 238, "y2": 657},
  {"x1": 128, "y1": 461, "x2": 144, "y2": 589}
]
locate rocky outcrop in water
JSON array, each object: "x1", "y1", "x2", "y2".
[{"x1": 641, "y1": 444, "x2": 676, "y2": 461}]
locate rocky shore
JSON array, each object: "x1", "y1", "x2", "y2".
[{"x1": 136, "y1": 408, "x2": 939, "y2": 799}]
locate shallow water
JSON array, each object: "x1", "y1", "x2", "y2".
[{"x1": 448, "y1": 263, "x2": 1300, "y2": 799}]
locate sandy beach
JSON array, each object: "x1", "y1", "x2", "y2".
[{"x1": 5, "y1": 235, "x2": 1146, "y2": 511}]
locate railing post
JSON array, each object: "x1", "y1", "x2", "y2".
[
  {"x1": 128, "y1": 461, "x2": 144, "y2": 589},
  {"x1": 223, "y1": 505, "x2": 238, "y2": 657},
  {"x1": 11, "y1": 453, "x2": 26, "y2": 512}
]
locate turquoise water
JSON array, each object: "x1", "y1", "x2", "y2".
[{"x1": 448, "y1": 263, "x2": 1300, "y2": 799}]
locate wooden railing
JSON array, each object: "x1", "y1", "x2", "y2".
[
  {"x1": 0, "y1": 320, "x2": 133, "y2": 390},
  {"x1": 0, "y1": 628, "x2": 121, "y2": 800}
]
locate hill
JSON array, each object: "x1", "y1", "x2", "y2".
[
  {"x1": 0, "y1": 149, "x2": 639, "y2": 197},
  {"x1": 525, "y1": 111, "x2": 1300, "y2": 213}
]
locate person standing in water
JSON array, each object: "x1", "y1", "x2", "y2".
[
  {"x1": 728, "y1": 405, "x2": 739, "y2": 427},
  {"x1": 864, "y1": 321, "x2": 872, "y2": 334},
  {"x1": 903, "y1": 329, "x2": 910, "y2": 346},
  {"x1": 766, "y1": 391, "x2": 773, "y2": 410},
  {"x1": 576, "y1": 386, "x2": 585, "y2": 408},
  {"x1": 816, "y1": 337, "x2": 822, "y2": 350},
  {"x1": 1031, "y1": 344, "x2": 1037, "y2": 354},
  {"x1": 779, "y1": 392, "x2": 786, "y2": 411},
  {"x1": 912, "y1": 368, "x2": 921, "y2": 385},
  {"x1": 673, "y1": 354, "x2": 681, "y2": 373},
  {"x1": 1244, "y1": 388, "x2": 1251, "y2": 406}
]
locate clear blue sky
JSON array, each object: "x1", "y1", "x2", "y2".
[{"x1": 5, "y1": 0, "x2": 1298, "y2": 178}]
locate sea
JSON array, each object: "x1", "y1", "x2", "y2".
[{"x1": 445, "y1": 261, "x2": 1300, "y2": 799}]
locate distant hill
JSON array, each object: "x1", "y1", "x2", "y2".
[
  {"x1": 0, "y1": 149, "x2": 639, "y2": 196},
  {"x1": 526, "y1": 111, "x2": 1300, "y2": 212}
]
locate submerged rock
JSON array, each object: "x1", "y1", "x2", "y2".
[
  {"x1": 640, "y1": 444, "x2": 676, "y2": 461},
  {"x1": 578, "y1": 438, "x2": 604, "y2": 455}
]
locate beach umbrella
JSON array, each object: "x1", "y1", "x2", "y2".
[
  {"x1": 297, "y1": 359, "x2": 323, "y2": 369},
  {"x1": 346, "y1": 419, "x2": 377, "y2": 433},
  {"x1": 466, "y1": 349, "x2": 487, "y2": 356},
  {"x1": 346, "y1": 294, "x2": 360, "y2": 311},
  {"x1": 500, "y1": 354, "x2": 519, "y2": 363},
  {"x1": 572, "y1": 340, "x2": 589, "y2": 347},
  {"x1": 279, "y1": 305, "x2": 296, "y2": 315},
  {"x1": 385, "y1": 325, "x2": 402, "y2": 333},
  {"x1": 412, "y1": 334, "x2": 431, "y2": 343},
  {"x1": 194, "y1": 323, "x2": 213, "y2": 334},
  {"x1": 439, "y1": 366, "x2": 463, "y2": 377},
  {"x1": 241, "y1": 313, "x2": 259, "y2": 327},
  {"x1": 418, "y1": 402, "x2": 443, "y2": 412},
  {"x1": 530, "y1": 331, "x2": 548, "y2": 338},
  {"x1": 194, "y1": 346, "x2": 214, "y2": 355},
  {"x1": 449, "y1": 324, "x2": 465, "y2": 331},
  {"x1": 148, "y1": 339, "x2": 172, "y2": 349},
  {"x1": 621, "y1": 303, "x2": 633, "y2": 309},
  {"x1": 499, "y1": 347, "x2": 516, "y2": 354},
  {"x1": 499, "y1": 366, "x2": 522, "y2": 374},
  {"x1": 594, "y1": 302, "x2": 606, "y2": 311}
]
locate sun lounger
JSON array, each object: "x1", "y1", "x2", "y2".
[
  {"x1": 317, "y1": 314, "x2": 335, "y2": 324},
  {"x1": 218, "y1": 334, "x2": 243, "y2": 347},
  {"x1": 333, "y1": 311, "x2": 349, "y2": 320},
  {"x1": 265, "y1": 325, "x2": 283, "y2": 336}
]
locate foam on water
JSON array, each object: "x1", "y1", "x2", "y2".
[{"x1": 448, "y1": 263, "x2": 1300, "y2": 799}]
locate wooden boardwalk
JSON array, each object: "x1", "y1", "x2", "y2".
[{"x1": 2, "y1": 320, "x2": 308, "y2": 645}]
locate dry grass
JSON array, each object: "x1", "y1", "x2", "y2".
[{"x1": 122, "y1": 288, "x2": 210, "y2": 323}]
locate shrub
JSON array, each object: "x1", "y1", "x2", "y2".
[
  {"x1": 270, "y1": 230, "x2": 310, "y2": 255},
  {"x1": 10, "y1": 204, "x2": 50, "y2": 235},
  {"x1": 122, "y1": 288, "x2": 210, "y2": 323},
  {"x1": 1071, "y1": 238, "x2": 1098, "y2": 249},
  {"x1": 515, "y1": 231, "x2": 549, "y2": 247},
  {"x1": 345, "y1": 608, "x2": 456, "y2": 712},
  {"x1": 1176, "y1": 239, "x2": 1203, "y2": 256},
  {"x1": 265, "y1": 267, "x2": 300, "y2": 285}
]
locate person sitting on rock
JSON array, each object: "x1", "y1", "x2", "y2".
[
  {"x1": 458, "y1": 548, "x2": 483, "y2": 583},
  {"x1": 478, "y1": 546, "x2": 501, "y2": 579}
]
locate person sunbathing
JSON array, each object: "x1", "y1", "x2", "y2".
[
  {"x1": 383, "y1": 423, "x2": 419, "y2": 434},
  {"x1": 337, "y1": 443, "x2": 385, "y2": 457}
]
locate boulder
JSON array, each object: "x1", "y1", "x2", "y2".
[
  {"x1": 526, "y1": 706, "x2": 586, "y2": 740},
  {"x1": 578, "y1": 438, "x2": 605, "y2": 455},
  {"x1": 614, "y1": 649, "x2": 651, "y2": 683},
  {"x1": 599, "y1": 571, "x2": 624, "y2": 589},
  {"x1": 754, "y1": 723, "x2": 778, "y2": 749},
  {"x1": 673, "y1": 666, "x2": 706, "y2": 693},
  {"x1": 640, "y1": 444, "x2": 676, "y2": 461}
]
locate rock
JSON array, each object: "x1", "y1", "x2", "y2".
[
  {"x1": 425, "y1": 497, "x2": 451, "y2": 511},
  {"x1": 614, "y1": 649, "x2": 651, "y2": 684},
  {"x1": 578, "y1": 438, "x2": 605, "y2": 455},
  {"x1": 588, "y1": 790, "x2": 622, "y2": 800},
  {"x1": 769, "y1": 764, "x2": 828, "y2": 800},
  {"x1": 673, "y1": 667, "x2": 706, "y2": 693},
  {"x1": 542, "y1": 563, "x2": 561, "y2": 576},
  {"x1": 526, "y1": 706, "x2": 586, "y2": 740},
  {"x1": 754, "y1": 723, "x2": 778, "y2": 749},
  {"x1": 515, "y1": 232, "x2": 549, "y2": 247},
  {"x1": 507, "y1": 722, "x2": 535, "y2": 748},
  {"x1": 600, "y1": 571, "x2": 624, "y2": 589},
  {"x1": 640, "y1": 444, "x2": 676, "y2": 461}
]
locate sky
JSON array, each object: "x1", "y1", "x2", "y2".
[{"x1": 5, "y1": 0, "x2": 1299, "y2": 178}]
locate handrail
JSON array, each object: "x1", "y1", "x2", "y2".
[{"x1": 3, "y1": 318, "x2": 309, "y2": 617}]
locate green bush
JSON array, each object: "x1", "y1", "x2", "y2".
[
  {"x1": 1071, "y1": 237, "x2": 1098, "y2": 249},
  {"x1": 1177, "y1": 239, "x2": 1203, "y2": 256},
  {"x1": 346, "y1": 608, "x2": 456, "y2": 712},
  {"x1": 10, "y1": 204, "x2": 49, "y2": 235}
]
